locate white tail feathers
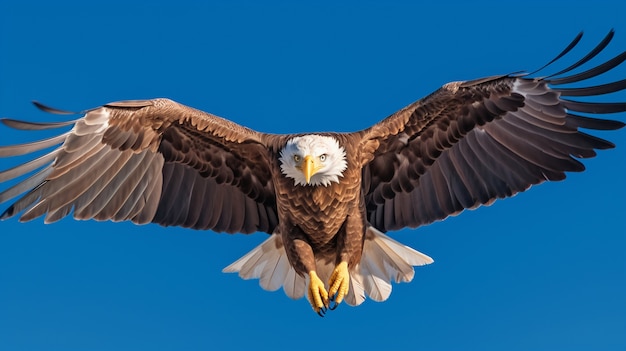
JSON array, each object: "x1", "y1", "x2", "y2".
[
  {"x1": 222, "y1": 234, "x2": 307, "y2": 300},
  {"x1": 222, "y1": 226, "x2": 433, "y2": 306},
  {"x1": 349, "y1": 227, "x2": 434, "y2": 304}
]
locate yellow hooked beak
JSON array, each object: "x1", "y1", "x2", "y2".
[{"x1": 301, "y1": 155, "x2": 320, "y2": 184}]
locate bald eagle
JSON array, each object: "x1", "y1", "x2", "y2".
[{"x1": 1, "y1": 31, "x2": 624, "y2": 316}]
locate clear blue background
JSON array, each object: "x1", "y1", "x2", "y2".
[{"x1": 1, "y1": 1, "x2": 625, "y2": 350}]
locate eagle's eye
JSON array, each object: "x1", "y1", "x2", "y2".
[
  {"x1": 319, "y1": 154, "x2": 327, "y2": 162},
  {"x1": 293, "y1": 155, "x2": 301, "y2": 163}
]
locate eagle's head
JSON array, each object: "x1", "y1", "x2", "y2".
[{"x1": 279, "y1": 135, "x2": 348, "y2": 187}]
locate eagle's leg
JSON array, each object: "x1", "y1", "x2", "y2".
[
  {"x1": 307, "y1": 270, "x2": 329, "y2": 315},
  {"x1": 327, "y1": 261, "x2": 349, "y2": 309},
  {"x1": 281, "y1": 229, "x2": 333, "y2": 315}
]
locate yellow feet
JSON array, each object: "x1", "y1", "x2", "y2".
[
  {"x1": 307, "y1": 270, "x2": 329, "y2": 316},
  {"x1": 307, "y1": 262, "x2": 350, "y2": 316},
  {"x1": 328, "y1": 261, "x2": 349, "y2": 310}
]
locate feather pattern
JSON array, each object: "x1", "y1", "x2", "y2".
[
  {"x1": 361, "y1": 31, "x2": 626, "y2": 232},
  {"x1": 0, "y1": 99, "x2": 280, "y2": 233}
]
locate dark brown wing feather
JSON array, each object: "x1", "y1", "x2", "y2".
[
  {"x1": 0, "y1": 98, "x2": 279, "y2": 234},
  {"x1": 360, "y1": 31, "x2": 626, "y2": 232}
]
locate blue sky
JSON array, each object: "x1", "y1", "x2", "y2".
[{"x1": 1, "y1": 1, "x2": 625, "y2": 350}]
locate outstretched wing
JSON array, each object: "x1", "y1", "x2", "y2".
[
  {"x1": 360, "y1": 31, "x2": 626, "y2": 232},
  {"x1": 0, "y1": 98, "x2": 279, "y2": 234}
]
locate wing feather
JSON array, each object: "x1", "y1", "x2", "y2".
[
  {"x1": 134, "y1": 168, "x2": 163, "y2": 225},
  {"x1": 361, "y1": 31, "x2": 625, "y2": 231},
  {"x1": 214, "y1": 188, "x2": 233, "y2": 232},
  {"x1": 0, "y1": 133, "x2": 70, "y2": 157},
  {"x1": 464, "y1": 133, "x2": 525, "y2": 195},
  {"x1": 167, "y1": 166, "x2": 195, "y2": 225},
  {"x1": 34, "y1": 149, "x2": 135, "y2": 222},
  {"x1": 0, "y1": 98, "x2": 278, "y2": 234},
  {"x1": 198, "y1": 175, "x2": 224, "y2": 230},
  {"x1": 0, "y1": 118, "x2": 78, "y2": 130},
  {"x1": 548, "y1": 51, "x2": 626, "y2": 85},
  {"x1": 115, "y1": 160, "x2": 158, "y2": 221},
  {"x1": 542, "y1": 30, "x2": 614, "y2": 79},
  {"x1": 182, "y1": 170, "x2": 208, "y2": 228},
  {"x1": 96, "y1": 151, "x2": 155, "y2": 221},
  {"x1": 0, "y1": 167, "x2": 53, "y2": 207},
  {"x1": 0, "y1": 150, "x2": 58, "y2": 182}
]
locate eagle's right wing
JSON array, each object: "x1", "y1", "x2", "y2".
[{"x1": 0, "y1": 98, "x2": 279, "y2": 234}]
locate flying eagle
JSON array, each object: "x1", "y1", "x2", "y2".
[{"x1": 1, "y1": 31, "x2": 624, "y2": 316}]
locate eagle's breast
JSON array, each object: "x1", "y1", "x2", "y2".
[{"x1": 273, "y1": 134, "x2": 363, "y2": 249}]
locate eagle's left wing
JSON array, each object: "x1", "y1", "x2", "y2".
[{"x1": 360, "y1": 31, "x2": 626, "y2": 232}]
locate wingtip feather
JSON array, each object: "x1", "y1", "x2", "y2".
[{"x1": 32, "y1": 101, "x2": 80, "y2": 115}]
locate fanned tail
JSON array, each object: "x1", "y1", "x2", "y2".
[{"x1": 222, "y1": 226, "x2": 433, "y2": 306}]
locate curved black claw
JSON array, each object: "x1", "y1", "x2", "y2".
[
  {"x1": 317, "y1": 306, "x2": 327, "y2": 317},
  {"x1": 329, "y1": 292, "x2": 339, "y2": 310}
]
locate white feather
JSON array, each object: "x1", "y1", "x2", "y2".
[
  {"x1": 222, "y1": 237, "x2": 272, "y2": 278},
  {"x1": 260, "y1": 251, "x2": 290, "y2": 292},
  {"x1": 368, "y1": 227, "x2": 434, "y2": 267},
  {"x1": 346, "y1": 271, "x2": 366, "y2": 306},
  {"x1": 282, "y1": 267, "x2": 307, "y2": 300},
  {"x1": 222, "y1": 227, "x2": 434, "y2": 306},
  {"x1": 350, "y1": 227, "x2": 434, "y2": 304},
  {"x1": 360, "y1": 258, "x2": 393, "y2": 302},
  {"x1": 223, "y1": 234, "x2": 309, "y2": 300},
  {"x1": 235, "y1": 246, "x2": 265, "y2": 278},
  {"x1": 279, "y1": 135, "x2": 347, "y2": 187}
]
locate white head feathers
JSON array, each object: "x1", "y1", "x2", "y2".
[{"x1": 279, "y1": 135, "x2": 348, "y2": 187}]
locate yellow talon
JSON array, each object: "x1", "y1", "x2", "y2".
[
  {"x1": 328, "y1": 261, "x2": 350, "y2": 307},
  {"x1": 307, "y1": 271, "x2": 329, "y2": 314}
]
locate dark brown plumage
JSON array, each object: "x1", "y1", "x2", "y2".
[{"x1": 1, "y1": 31, "x2": 624, "y2": 314}]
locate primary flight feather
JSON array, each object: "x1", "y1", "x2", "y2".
[{"x1": 1, "y1": 31, "x2": 624, "y2": 316}]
